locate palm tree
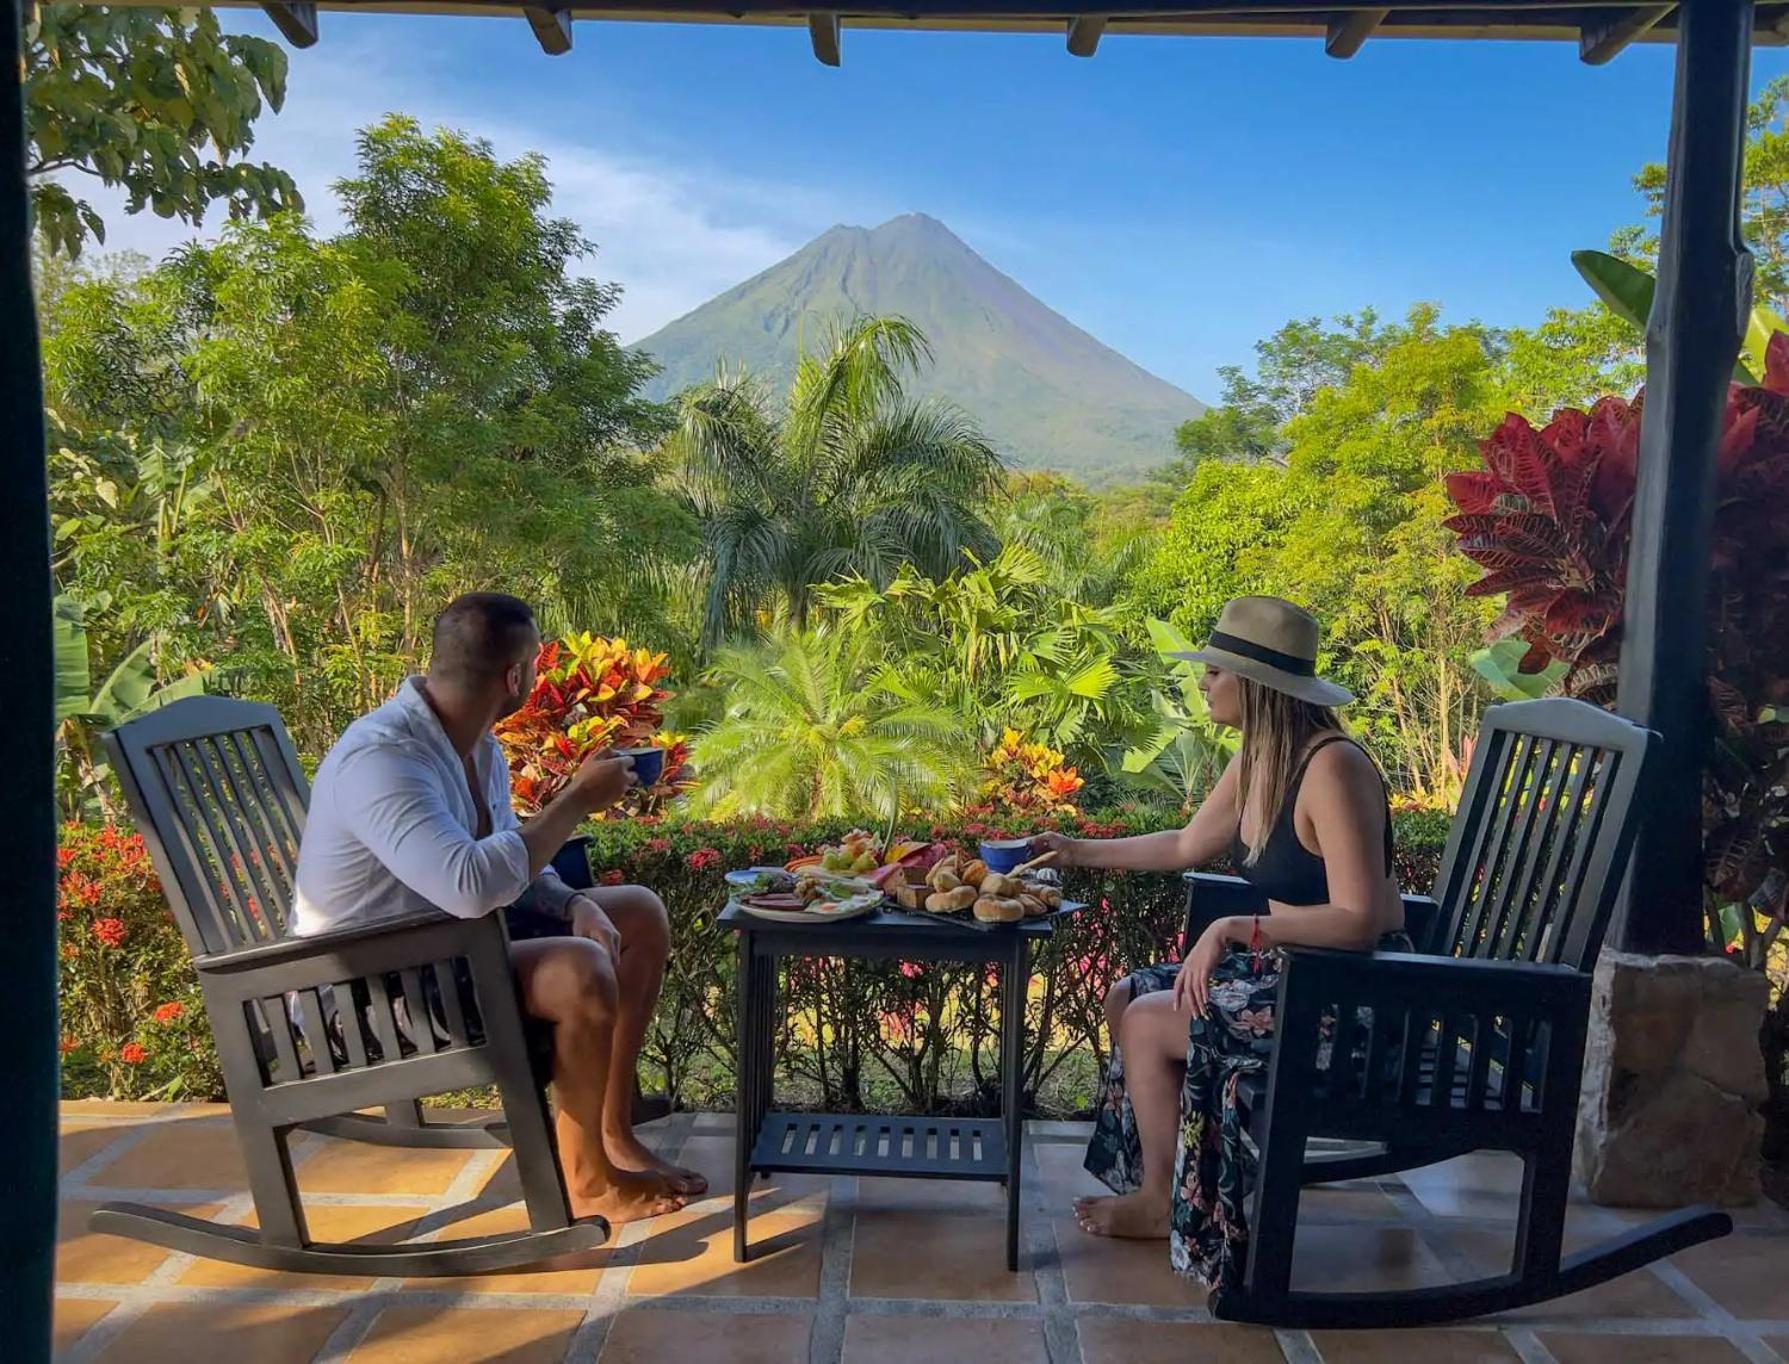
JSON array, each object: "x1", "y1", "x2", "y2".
[
  {"x1": 686, "y1": 629, "x2": 968, "y2": 821},
  {"x1": 668, "y1": 316, "x2": 1005, "y2": 651}
]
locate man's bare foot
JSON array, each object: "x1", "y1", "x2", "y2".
[
  {"x1": 1073, "y1": 1192, "x2": 1170, "y2": 1239},
  {"x1": 606, "y1": 1130, "x2": 709, "y2": 1196},
  {"x1": 569, "y1": 1167, "x2": 687, "y2": 1223}
]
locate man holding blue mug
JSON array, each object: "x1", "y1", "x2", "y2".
[{"x1": 294, "y1": 592, "x2": 705, "y2": 1224}]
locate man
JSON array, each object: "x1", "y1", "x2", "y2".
[{"x1": 294, "y1": 592, "x2": 704, "y2": 1222}]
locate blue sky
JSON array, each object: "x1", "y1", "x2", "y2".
[{"x1": 95, "y1": 12, "x2": 1789, "y2": 400}]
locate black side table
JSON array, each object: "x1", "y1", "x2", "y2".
[{"x1": 720, "y1": 899, "x2": 1083, "y2": 1271}]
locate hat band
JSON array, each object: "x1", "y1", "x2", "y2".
[{"x1": 1207, "y1": 630, "x2": 1316, "y2": 678}]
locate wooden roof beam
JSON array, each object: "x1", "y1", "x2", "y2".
[
  {"x1": 259, "y1": 1, "x2": 318, "y2": 48},
  {"x1": 1580, "y1": 5, "x2": 1675, "y2": 65},
  {"x1": 523, "y1": 4, "x2": 573, "y2": 53},
  {"x1": 1325, "y1": 7, "x2": 1387, "y2": 59},
  {"x1": 809, "y1": 11, "x2": 841, "y2": 65},
  {"x1": 1067, "y1": 15, "x2": 1107, "y2": 56}
]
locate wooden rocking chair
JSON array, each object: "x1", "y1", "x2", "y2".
[
  {"x1": 1181, "y1": 698, "x2": 1732, "y2": 1326},
  {"x1": 91, "y1": 697, "x2": 608, "y2": 1276}
]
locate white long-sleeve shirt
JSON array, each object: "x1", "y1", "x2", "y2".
[{"x1": 293, "y1": 677, "x2": 577, "y2": 936}]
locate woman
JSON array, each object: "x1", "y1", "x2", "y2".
[{"x1": 1030, "y1": 595, "x2": 1408, "y2": 1301}]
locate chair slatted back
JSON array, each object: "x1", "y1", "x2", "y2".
[
  {"x1": 1428, "y1": 699, "x2": 1656, "y2": 973},
  {"x1": 105, "y1": 698, "x2": 312, "y2": 958}
]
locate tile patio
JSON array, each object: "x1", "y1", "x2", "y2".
[{"x1": 53, "y1": 1101, "x2": 1789, "y2": 1363}]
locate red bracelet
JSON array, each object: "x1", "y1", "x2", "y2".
[{"x1": 1249, "y1": 914, "x2": 1264, "y2": 975}]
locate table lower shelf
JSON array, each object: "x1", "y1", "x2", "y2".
[{"x1": 747, "y1": 1111, "x2": 1009, "y2": 1181}]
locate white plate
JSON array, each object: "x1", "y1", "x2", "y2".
[
  {"x1": 734, "y1": 892, "x2": 883, "y2": 924},
  {"x1": 725, "y1": 866, "x2": 795, "y2": 890}
]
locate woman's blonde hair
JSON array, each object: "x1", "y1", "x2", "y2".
[{"x1": 1235, "y1": 675, "x2": 1345, "y2": 866}]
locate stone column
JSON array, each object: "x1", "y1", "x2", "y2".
[{"x1": 1576, "y1": 952, "x2": 1769, "y2": 1207}]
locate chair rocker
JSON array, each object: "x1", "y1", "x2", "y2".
[
  {"x1": 1181, "y1": 698, "x2": 1732, "y2": 1327},
  {"x1": 93, "y1": 697, "x2": 608, "y2": 1276}
]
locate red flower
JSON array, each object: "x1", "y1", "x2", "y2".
[
  {"x1": 119, "y1": 1042, "x2": 148, "y2": 1065},
  {"x1": 56, "y1": 847, "x2": 75, "y2": 869},
  {"x1": 599, "y1": 869, "x2": 625, "y2": 886},
  {"x1": 786, "y1": 843, "x2": 808, "y2": 859},
  {"x1": 647, "y1": 837, "x2": 671, "y2": 854},
  {"x1": 685, "y1": 848, "x2": 723, "y2": 873},
  {"x1": 91, "y1": 918, "x2": 126, "y2": 949},
  {"x1": 58, "y1": 1036, "x2": 79, "y2": 1055},
  {"x1": 153, "y1": 1002, "x2": 185, "y2": 1024}
]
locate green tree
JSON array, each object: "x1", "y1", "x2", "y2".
[
  {"x1": 1161, "y1": 311, "x2": 1396, "y2": 481},
  {"x1": 668, "y1": 315, "x2": 1005, "y2": 651},
  {"x1": 41, "y1": 118, "x2": 692, "y2": 756},
  {"x1": 25, "y1": 6, "x2": 299, "y2": 256},
  {"x1": 687, "y1": 630, "x2": 966, "y2": 820}
]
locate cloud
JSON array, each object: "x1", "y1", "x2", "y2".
[{"x1": 64, "y1": 27, "x2": 830, "y2": 342}]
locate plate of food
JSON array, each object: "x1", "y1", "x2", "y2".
[
  {"x1": 735, "y1": 867, "x2": 885, "y2": 923},
  {"x1": 886, "y1": 849, "x2": 1067, "y2": 927},
  {"x1": 725, "y1": 866, "x2": 797, "y2": 894}
]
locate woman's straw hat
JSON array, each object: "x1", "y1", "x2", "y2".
[{"x1": 1171, "y1": 596, "x2": 1353, "y2": 707}]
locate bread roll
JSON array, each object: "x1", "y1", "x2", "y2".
[
  {"x1": 931, "y1": 868, "x2": 962, "y2": 892},
  {"x1": 926, "y1": 857, "x2": 960, "y2": 890},
  {"x1": 973, "y1": 895, "x2": 1024, "y2": 923},
  {"x1": 959, "y1": 859, "x2": 989, "y2": 887},
  {"x1": 1018, "y1": 894, "x2": 1047, "y2": 918},
  {"x1": 979, "y1": 872, "x2": 1020, "y2": 898},
  {"x1": 927, "y1": 886, "x2": 977, "y2": 913},
  {"x1": 1036, "y1": 886, "x2": 1063, "y2": 909}
]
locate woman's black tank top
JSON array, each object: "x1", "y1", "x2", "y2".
[{"x1": 1231, "y1": 735, "x2": 1394, "y2": 907}]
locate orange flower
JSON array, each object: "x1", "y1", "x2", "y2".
[
  {"x1": 91, "y1": 918, "x2": 126, "y2": 949},
  {"x1": 153, "y1": 1002, "x2": 185, "y2": 1024},
  {"x1": 120, "y1": 1042, "x2": 148, "y2": 1065}
]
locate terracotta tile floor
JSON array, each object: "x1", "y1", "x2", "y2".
[{"x1": 53, "y1": 1105, "x2": 1789, "y2": 1364}]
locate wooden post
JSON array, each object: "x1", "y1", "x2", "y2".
[
  {"x1": 1613, "y1": 0, "x2": 1754, "y2": 955},
  {"x1": 0, "y1": 0, "x2": 59, "y2": 1355}
]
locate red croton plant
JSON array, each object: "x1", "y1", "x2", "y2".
[
  {"x1": 495, "y1": 633, "x2": 691, "y2": 819},
  {"x1": 1444, "y1": 335, "x2": 1789, "y2": 968}
]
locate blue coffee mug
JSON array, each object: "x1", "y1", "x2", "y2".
[{"x1": 617, "y1": 746, "x2": 665, "y2": 788}]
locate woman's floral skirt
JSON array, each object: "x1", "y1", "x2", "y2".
[{"x1": 1083, "y1": 933, "x2": 1413, "y2": 1307}]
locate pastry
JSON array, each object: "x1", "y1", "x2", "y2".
[
  {"x1": 892, "y1": 879, "x2": 926, "y2": 910},
  {"x1": 931, "y1": 868, "x2": 962, "y2": 892},
  {"x1": 1018, "y1": 894, "x2": 1047, "y2": 918},
  {"x1": 1035, "y1": 886, "x2": 1063, "y2": 909},
  {"x1": 926, "y1": 857, "x2": 961, "y2": 890},
  {"x1": 973, "y1": 895, "x2": 1024, "y2": 923},
  {"x1": 927, "y1": 886, "x2": 977, "y2": 913},
  {"x1": 979, "y1": 872, "x2": 1020, "y2": 898},
  {"x1": 959, "y1": 859, "x2": 989, "y2": 887}
]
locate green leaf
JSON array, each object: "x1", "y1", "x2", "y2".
[
  {"x1": 1470, "y1": 640, "x2": 1568, "y2": 701},
  {"x1": 52, "y1": 596, "x2": 92, "y2": 723},
  {"x1": 1571, "y1": 249, "x2": 1654, "y2": 332}
]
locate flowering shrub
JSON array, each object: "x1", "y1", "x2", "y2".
[
  {"x1": 977, "y1": 729, "x2": 1085, "y2": 820},
  {"x1": 62, "y1": 809, "x2": 1450, "y2": 1111},
  {"x1": 58, "y1": 822, "x2": 220, "y2": 1100},
  {"x1": 1445, "y1": 344, "x2": 1789, "y2": 961},
  {"x1": 496, "y1": 633, "x2": 691, "y2": 817}
]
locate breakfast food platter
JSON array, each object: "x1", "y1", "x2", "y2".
[{"x1": 727, "y1": 833, "x2": 1075, "y2": 930}]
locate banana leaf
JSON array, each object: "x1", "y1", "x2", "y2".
[{"x1": 1572, "y1": 249, "x2": 1760, "y2": 384}]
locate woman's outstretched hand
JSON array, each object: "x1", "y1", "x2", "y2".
[
  {"x1": 1172, "y1": 921, "x2": 1231, "y2": 1016},
  {"x1": 1027, "y1": 830, "x2": 1077, "y2": 868}
]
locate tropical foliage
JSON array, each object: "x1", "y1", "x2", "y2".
[
  {"x1": 496, "y1": 634, "x2": 690, "y2": 817},
  {"x1": 667, "y1": 316, "x2": 1005, "y2": 649},
  {"x1": 25, "y1": 6, "x2": 299, "y2": 256},
  {"x1": 1444, "y1": 339, "x2": 1789, "y2": 970}
]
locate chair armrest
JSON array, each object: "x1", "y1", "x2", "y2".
[
  {"x1": 1278, "y1": 945, "x2": 1589, "y2": 1015},
  {"x1": 1182, "y1": 872, "x2": 1267, "y2": 944},
  {"x1": 194, "y1": 911, "x2": 501, "y2": 1000},
  {"x1": 1398, "y1": 893, "x2": 1443, "y2": 954}
]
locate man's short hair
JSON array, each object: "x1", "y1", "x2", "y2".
[{"x1": 429, "y1": 593, "x2": 539, "y2": 686}]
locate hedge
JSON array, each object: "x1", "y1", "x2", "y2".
[{"x1": 58, "y1": 809, "x2": 1452, "y2": 1115}]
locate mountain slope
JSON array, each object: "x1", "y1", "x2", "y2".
[{"x1": 631, "y1": 214, "x2": 1203, "y2": 483}]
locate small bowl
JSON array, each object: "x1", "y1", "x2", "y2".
[
  {"x1": 616, "y1": 746, "x2": 666, "y2": 788},
  {"x1": 979, "y1": 838, "x2": 1030, "y2": 874}
]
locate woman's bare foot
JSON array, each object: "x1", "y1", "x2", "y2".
[
  {"x1": 569, "y1": 1167, "x2": 687, "y2": 1223},
  {"x1": 1073, "y1": 1191, "x2": 1170, "y2": 1239},
  {"x1": 606, "y1": 1130, "x2": 709, "y2": 1196}
]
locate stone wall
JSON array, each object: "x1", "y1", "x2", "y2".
[{"x1": 1575, "y1": 951, "x2": 1769, "y2": 1207}]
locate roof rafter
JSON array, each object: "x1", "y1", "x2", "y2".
[
  {"x1": 523, "y1": 3, "x2": 573, "y2": 51},
  {"x1": 1580, "y1": 4, "x2": 1675, "y2": 65},
  {"x1": 258, "y1": 1, "x2": 318, "y2": 47},
  {"x1": 1325, "y1": 6, "x2": 1387, "y2": 58},
  {"x1": 1067, "y1": 15, "x2": 1106, "y2": 55},
  {"x1": 809, "y1": 11, "x2": 841, "y2": 64}
]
